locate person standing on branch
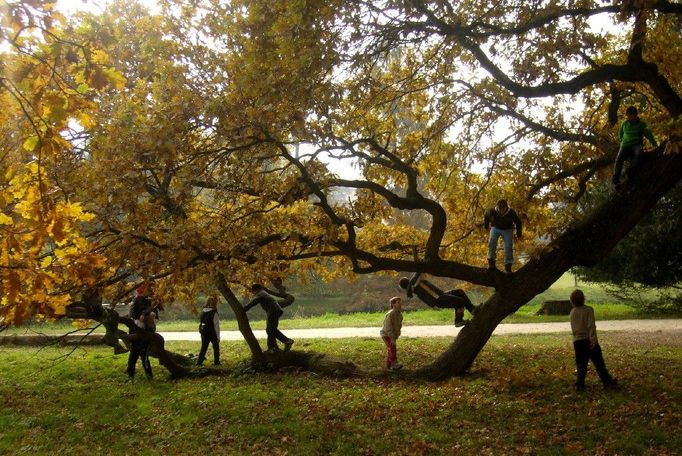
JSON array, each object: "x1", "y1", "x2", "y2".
[
  {"x1": 197, "y1": 294, "x2": 221, "y2": 366},
  {"x1": 484, "y1": 199, "x2": 522, "y2": 273},
  {"x1": 569, "y1": 290, "x2": 617, "y2": 392},
  {"x1": 612, "y1": 106, "x2": 658, "y2": 188},
  {"x1": 380, "y1": 296, "x2": 404, "y2": 371},
  {"x1": 398, "y1": 272, "x2": 476, "y2": 327},
  {"x1": 243, "y1": 282, "x2": 294, "y2": 354}
]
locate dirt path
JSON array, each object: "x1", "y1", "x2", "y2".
[{"x1": 158, "y1": 319, "x2": 682, "y2": 341}]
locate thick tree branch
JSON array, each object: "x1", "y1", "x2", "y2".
[
  {"x1": 406, "y1": 2, "x2": 682, "y2": 116},
  {"x1": 526, "y1": 152, "x2": 617, "y2": 200}
]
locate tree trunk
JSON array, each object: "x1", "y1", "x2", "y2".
[
  {"x1": 213, "y1": 272, "x2": 264, "y2": 362},
  {"x1": 420, "y1": 149, "x2": 682, "y2": 379},
  {"x1": 137, "y1": 330, "x2": 192, "y2": 378}
]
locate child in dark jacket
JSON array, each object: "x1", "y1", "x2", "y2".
[
  {"x1": 243, "y1": 283, "x2": 294, "y2": 353},
  {"x1": 612, "y1": 106, "x2": 658, "y2": 187},
  {"x1": 126, "y1": 282, "x2": 155, "y2": 380},
  {"x1": 197, "y1": 295, "x2": 221, "y2": 366},
  {"x1": 484, "y1": 199, "x2": 522, "y2": 273},
  {"x1": 398, "y1": 272, "x2": 476, "y2": 327}
]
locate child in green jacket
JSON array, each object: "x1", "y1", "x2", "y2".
[{"x1": 612, "y1": 106, "x2": 658, "y2": 186}]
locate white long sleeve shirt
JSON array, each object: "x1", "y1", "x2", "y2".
[{"x1": 570, "y1": 305, "x2": 598, "y2": 346}]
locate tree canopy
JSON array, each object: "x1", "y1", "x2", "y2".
[{"x1": 1, "y1": 0, "x2": 681, "y2": 377}]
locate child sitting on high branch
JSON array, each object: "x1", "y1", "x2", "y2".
[{"x1": 612, "y1": 105, "x2": 658, "y2": 188}]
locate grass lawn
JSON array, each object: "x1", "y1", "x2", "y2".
[{"x1": 1, "y1": 332, "x2": 681, "y2": 455}]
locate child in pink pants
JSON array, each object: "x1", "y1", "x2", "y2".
[{"x1": 380, "y1": 296, "x2": 403, "y2": 370}]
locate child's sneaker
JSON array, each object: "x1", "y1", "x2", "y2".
[
  {"x1": 603, "y1": 379, "x2": 619, "y2": 390},
  {"x1": 284, "y1": 340, "x2": 295, "y2": 352},
  {"x1": 454, "y1": 320, "x2": 468, "y2": 327},
  {"x1": 390, "y1": 362, "x2": 403, "y2": 371}
]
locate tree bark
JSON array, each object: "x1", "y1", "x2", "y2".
[
  {"x1": 213, "y1": 272, "x2": 264, "y2": 362},
  {"x1": 419, "y1": 149, "x2": 682, "y2": 379}
]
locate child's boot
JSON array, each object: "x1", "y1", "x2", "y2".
[{"x1": 454, "y1": 311, "x2": 467, "y2": 327}]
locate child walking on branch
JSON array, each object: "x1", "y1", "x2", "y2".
[
  {"x1": 398, "y1": 273, "x2": 476, "y2": 327},
  {"x1": 484, "y1": 199, "x2": 522, "y2": 273},
  {"x1": 243, "y1": 281, "x2": 295, "y2": 354},
  {"x1": 197, "y1": 295, "x2": 221, "y2": 366}
]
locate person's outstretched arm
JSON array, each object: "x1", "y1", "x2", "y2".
[
  {"x1": 264, "y1": 287, "x2": 285, "y2": 298},
  {"x1": 243, "y1": 296, "x2": 263, "y2": 312},
  {"x1": 213, "y1": 313, "x2": 220, "y2": 341},
  {"x1": 587, "y1": 307, "x2": 598, "y2": 348},
  {"x1": 264, "y1": 287, "x2": 295, "y2": 308},
  {"x1": 643, "y1": 124, "x2": 658, "y2": 147}
]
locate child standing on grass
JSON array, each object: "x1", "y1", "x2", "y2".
[
  {"x1": 380, "y1": 296, "x2": 404, "y2": 371},
  {"x1": 127, "y1": 282, "x2": 155, "y2": 381},
  {"x1": 569, "y1": 290, "x2": 617, "y2": 391},
  {"x1": 197, "y1": 295, "x2": 221, "y2": 366}
]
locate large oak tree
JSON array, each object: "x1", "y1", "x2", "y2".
[{"x1": 2, "y1": 0, "x2": 681, "y2": 379}]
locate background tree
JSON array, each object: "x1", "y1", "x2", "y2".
[{"x1": 576, "y1": 183, "x2": 682, "y2": 312}]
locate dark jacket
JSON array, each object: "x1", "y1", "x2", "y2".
[
  {"x1": 406, "y1": 273, "x2": 441, "y2": 307},
  {"x1": 130, "y1": 296, "x2": 153, "y2": 320},
  {"x1": 244, "y1": 290, "x2": 283, "y2": 315},
  {"x1": 484, "y1": 208, "x2": 522, "y2": 236},
  {"x1": 199, "y1": 309, "x2": 219, "y2": 338}
]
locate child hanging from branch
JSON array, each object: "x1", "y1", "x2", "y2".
[{"x1": 398, "y1": 273, "x2": 477, "y2": 327}]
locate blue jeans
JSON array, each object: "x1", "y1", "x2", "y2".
[{"x1": 488, "y1": 227, "x2": 514, "y2": 265}]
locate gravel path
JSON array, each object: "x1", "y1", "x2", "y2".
[{"x1": 158, "y1": 319, "x2": 682, "y2": 341}]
